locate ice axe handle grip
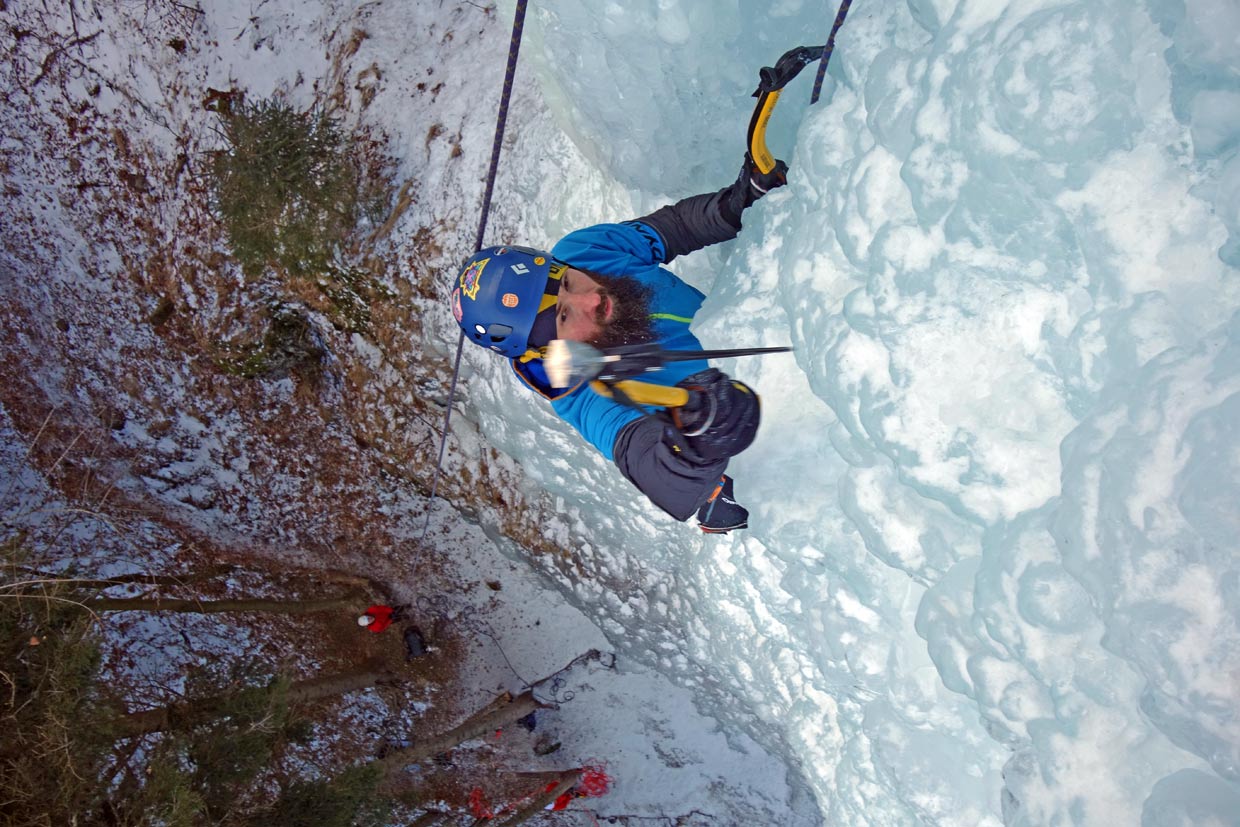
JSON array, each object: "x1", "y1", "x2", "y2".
[{"x1": 590, "y1": 380, "x2": 690, "y2": 408}]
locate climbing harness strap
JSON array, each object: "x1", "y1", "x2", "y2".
[{"x1": 422, "y1": 0, "x2": 529, "y2": 539}]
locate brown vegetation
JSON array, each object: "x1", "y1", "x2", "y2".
[{"x1": 0, "y1": 2, "x2": 614, "y2": 821}]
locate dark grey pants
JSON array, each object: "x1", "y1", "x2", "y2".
[{"x1": 613, "y1": 416, "x2": 727, "y2": 521}]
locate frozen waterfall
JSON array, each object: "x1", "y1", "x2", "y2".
[{"x1": 457, "y1": 1, "x2": 1240, "y2": 824}]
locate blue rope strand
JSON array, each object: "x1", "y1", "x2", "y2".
[
  {"x1": 422, "y1": 0, "x2": 529, "y2": 540},
  {"x1": 810, "y1": 0, "x2": 853, "y2": 105},
  {"x1": 474, "y1": 0, "x2": 529, "y2": 252}
]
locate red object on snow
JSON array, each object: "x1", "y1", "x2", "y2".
[
  {"x1": 362, "y1": 604, "x2": 394, "y2": 633},
  {"x1": 578, "y1": 766, "x2": 612, "y2": 797},
  {"x1": 542, "y1": 766, "x2": 613, "y2": 811},
  {"x1": 469, "y1": 787, "x2": 494, "y2": 819}
]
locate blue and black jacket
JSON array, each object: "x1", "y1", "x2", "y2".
[{"x1": 510, "y1": 185, "x2": 747, "y2": 520}]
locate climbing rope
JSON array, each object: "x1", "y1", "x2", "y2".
[
  {"x1": 421, "y1": 0, "x2": 529, "y2": 540},
  {"x1": 810, "y1": 0, "x2": 853, "y2": 104}
]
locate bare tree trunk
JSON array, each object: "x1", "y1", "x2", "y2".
[
  {"x1": 14, "y1": 564, "x2": 236, "y2": 592},
  {"x1": 377, "y1": 690, "x2": 544, "y2": 771},
  {"x1": 317, "y1": 568, "x2": 399, "y2": 603},
  {"x1": 87, "y1": 593, "x2": 361, "y2": 614},
  {"x1": 116, "y1": 667, "x2": 394, "y2": 738},
  {"x1": 467, "y1": 689, "x2": 520, "y2": 720},
  {"x1": 285, "y1": 668, "x2": 396, "y2": 704},
  {"x1": 12, "y1": 566, "x2": 396, "y2": 614},
  {"x1": 489, "y1": 769, "x2": 582, "y2": 827},
  {"x1": 368, "y1": 178, "x2": 415, "y2": 245}
]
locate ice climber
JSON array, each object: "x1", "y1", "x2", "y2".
[{"x1": 450, "y1": 156, "x2": 788, "y2": 533}]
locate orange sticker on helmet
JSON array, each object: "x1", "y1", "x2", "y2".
[
  {"x1": 534, "y1": 256, "x2": 546, "y2": 266},
  {"x1": 501, "y1": 293, "x2": 519, "y2": 308}
]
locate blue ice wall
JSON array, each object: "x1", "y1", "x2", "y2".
[{"x1": 472, "y1": 1, "x2": 1240, "y2": 823}]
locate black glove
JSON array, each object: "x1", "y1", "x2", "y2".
[
  {"x1": 724, "y1": 153, "x2": 789, "y2": 224},
  {"x1": 671, "y1": 368, "x2": 761, "y2": 462}
]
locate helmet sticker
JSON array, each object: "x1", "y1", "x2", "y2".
[
  {"x1": 501, "y1": 292, "x2": 519, "y2": 308},
  {"x1": 451, "y1": 288, "x2": 463, "y2": 322},
  {"x1": 534, "y1": 256, "x2": 546, "y2": 266},
  {"x1": 460, "y1": 257, "x2": 489, "y2": 301}
]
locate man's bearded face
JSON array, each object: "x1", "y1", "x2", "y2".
[{"x1": 555, "y1": 268, "x2": 654, "y2": 349}]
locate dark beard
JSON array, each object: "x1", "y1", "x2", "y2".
[{"x1": 587, "y1": 273, "x2": 655, "y2": 350}]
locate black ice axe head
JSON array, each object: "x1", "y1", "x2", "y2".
[
  {"x1": 752, "y1": 45, "x2": 828, "y2": 97},
  {"x1": 747, "y1": 44, "x2": 826, "y2": 175}
]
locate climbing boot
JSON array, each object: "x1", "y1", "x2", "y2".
[{"x1": 697, "y1": 474, "x2": 749, "y2": 534}]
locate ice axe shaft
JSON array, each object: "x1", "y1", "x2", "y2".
[
  {"x1": 660, "y1": 345, "x2": 794, "y2": 363},
  {"x1": 545, "y1": 339, "x2": 792, "y2": 390}
]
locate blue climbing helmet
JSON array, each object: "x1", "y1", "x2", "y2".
[{"x1": 451, "y1": 245, "x2": 561, "y2": 358}]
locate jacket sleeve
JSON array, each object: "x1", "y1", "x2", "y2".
[
  {"x1": 550, "y1": 382, "x2": 645, "y2": 462},
  {"x1": 611, "y1": 416, "x2": 728, "y2": 521},
  {"x1": 629, "y1": 181, "x2": 748, "y2": 263}
]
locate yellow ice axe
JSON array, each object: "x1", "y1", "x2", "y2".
[
  {"x1": 545, "y1": 340, "x2": 792, "y2": 409},
  {"x1": 746, "y1": 45, "x2": 827, "y2": 175}
]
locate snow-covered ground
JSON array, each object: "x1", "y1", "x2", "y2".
[
  {"x1": 3, "y1": 0, "x2": 1238, "y2": 824},
  {"x1": 0, "y1": 404, "x2": 808, "y2": 825}
]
